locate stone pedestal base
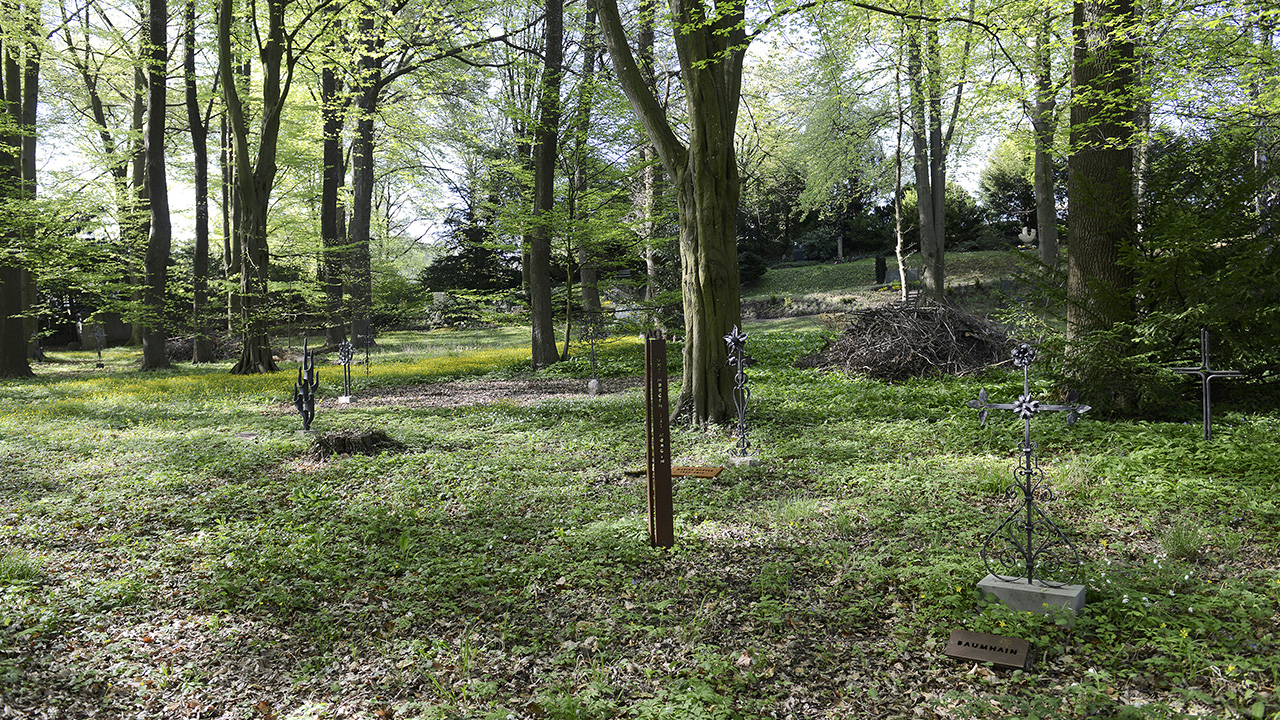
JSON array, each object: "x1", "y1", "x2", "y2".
[
  {"x1": 728, "y1": 455, "x2": 760, "y2": 467},
  {"x1": 295, "y1": 429, "x2": 318, "y2": 437},
  {"x1": 587, "y1": 379, "x2": 601, "y2": 396},
  {"x1": 338, "y1": 396, "x2": 353, "y2": 404},
  {"x1": 978, "y1": 574, "x2": 1086, "y2": 614}
]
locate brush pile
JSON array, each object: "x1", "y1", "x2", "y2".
[
  {"x1": 797, "y1": 303, "x2": 1011, "y2": 382},
  {"x1": 309, "y1": 428, "x2": 404, "y2": 459}
]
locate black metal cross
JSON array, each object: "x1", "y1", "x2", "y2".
[
  {"x1": 966, "y1": 343, "x2": 1088, "y2": 586},
  {"x1": 1171, "y1": 328, "x2": 1241, "y2": 441},
  {"x1": 580, "y1": 313, "x2": 607, "y2": 381},
  {"x1": 724, "y1": 325, "x2": 753, "y2": 458},
  {"x1": 337, "y1": 340, "x2": 355, "y2": 397}
]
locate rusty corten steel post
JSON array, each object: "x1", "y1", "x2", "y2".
[{"x1": 645, "y1": 330, "x2": 674, "y2": 548}]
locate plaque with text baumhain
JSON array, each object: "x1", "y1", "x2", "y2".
[
  {"x1": 670, "y1": 466, "x2": 724, "y2": 479},
  {"x1": 944, "y1": 629, "x2": 1030, "y2": 670}
]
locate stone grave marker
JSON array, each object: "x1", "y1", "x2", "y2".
[
  {"x1": 1171, "y1": 327, "x2": 1241, "y2": 441},
  {"x1": 967, "y1": 343, "x2": 1088, "y2": 613},
  {"x1": 645, "y1": 330, "x2": 673, "y2": 548}
]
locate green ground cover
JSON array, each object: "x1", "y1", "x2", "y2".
[{"x1": 1, "y1": 322, "x2": 1277, "y2": 719}]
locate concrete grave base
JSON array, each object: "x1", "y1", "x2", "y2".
[
  {"x1": 728, "y1": 455, "x2": 761, "y2": 467},
  {"x1": 295, "y1": 429, "x2": 318, "y2": 437},
  {"x1": 587, "y1": 379, "x2": 601, "y2": 396},
  {"x1": 338, "y1": 396, "x2": 354, "y2": 404},
  {"x1": 978, "y1": 574, "x2": 1086, "y2": 614}
]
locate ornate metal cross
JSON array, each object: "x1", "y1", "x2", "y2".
[
  {"x1": 580, "y1": 313, "x2": 607, "y2": 382},
  {"x1": 337, "y1": 340, "x2": 355, "y2": 397},
  {"x1": 724, "y1": 325, "x2": 753, "y2": 458},
  {"x1": 1171, "y1": 328, "x2": 1241, "y2": 441},
  {"x1": 293, "y1": 340, "x2": 320, "y2": 431},
  {"x1": 967, "y1": 343, "x2": 1088, "y2": 586}
]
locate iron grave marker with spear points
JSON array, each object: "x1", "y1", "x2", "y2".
[
  {"x1": 966, "y1": 343, "x2": 1089, "y2": 613},
  {"x1": 724, "y1": 325, "x2": 758, "y2": 466},
  {"x1": 293, "y1": 341, "x2": 320, "y2": 433},
  {"x1": 337, "y1": 340, "x2": 355, "y2": 403},
  {"x1": 1171, "y1": 328, "x2": 1241, "y2": 441}
]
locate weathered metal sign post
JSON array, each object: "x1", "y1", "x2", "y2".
[{"x1": 644, "y1": 330, "x2": 674, "y2": 548}]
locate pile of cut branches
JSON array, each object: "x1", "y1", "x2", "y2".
[{"x1": 798, "y1": 303, "x2": 1011, "y2": 382}]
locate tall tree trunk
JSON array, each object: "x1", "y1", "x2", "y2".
[
  {"x1": 573, "y1": 0, "x2": 602, "y2": 316},
  {"x1": 636, "y1": 0, "x2": 661, "y2": 305},
  {"x1": 320, "y1": 23, "x2": 348, "y2": 346},
  {"x1": 221, "y1": 0, "x2": 294, "y2": 374},
  {"x1": 599, "y1": 0, "x2": 744, "y2": 423},
  {"x1": 129, "y1": 61, "x2": 149, "y2": 347},
  {"x1": 0, "y1": 5, "x2": 37, "y2": 378},
  {"x1": 1067, "y1": 0, "x2": 1136, "y2": 338},
  {"x1": 907, "y1": 27, "x2": 939, "y2": 297},
  {"x1": 140, "y1": 0, "x2": 172, "y2": 370},
  {"x1": 347, "y1": 2, "x2": 385, "y2": 348},
  {"x1": 185, "y1": 0, "x2": 214, "y2": 362},
  {"x1": 1032, "y1": 7, "x2": 1060, "y2": 268},
  {"x1": 529, "y1": 0, "x2": 563, "y2": 369}
]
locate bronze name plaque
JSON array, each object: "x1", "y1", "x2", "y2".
[
  {"x1": 670, "y1": 466, "x2": 724, "y2": 479},
  {"x1": 944, "y1": 629, "x2": 1030, "y2": 670}
]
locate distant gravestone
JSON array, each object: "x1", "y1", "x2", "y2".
[
  {"x1": 885, "y1": 267, "x2": 919, "y2": 283},
  {"x1": 875, "y1": 256, "x2": 887, "y2": 284}
]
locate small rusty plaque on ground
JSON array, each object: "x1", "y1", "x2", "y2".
[
  {"x1": 944, "y1": 629, "x2": 1030, "y2": 670},
  {"x1": 670, "y1": 466, "x2": 724, "y2": 479}
]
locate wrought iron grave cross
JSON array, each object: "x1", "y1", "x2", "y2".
[
  {"x1": 1171, "y1": 328, "x2": 1241, "y2": 441},
  {"x1": 724, "y1": 325, "x2": 753, "y2": 458},
  {"x1": 966, "y1": 343, "x2": 1089, "y2": 586},
  {"x1": 293, "y1": 340, "x2": 320, "y2": 431},
  {"x1": 581, "y1": 313, "x2": 607, "y2": 382},
  {"x1": 337, "y1": 340, "x2": 355, "y2": 398}
]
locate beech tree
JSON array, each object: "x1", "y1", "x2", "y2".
[
  {"x1": 0, "y1": 0, "x2": 38, "y2": 378},
  {"x1": 1066, "y1": 0, "x2": 1137, "y2": 337},
  {"x1": 597, "y1": 0, "x2": 745, "y2": 423},
  {"x1": 219, "y1": 0, "x2": 331, "y2": 373},
  {"x1": 139, "y1": 0, "x2": 172, "y2": 370}
]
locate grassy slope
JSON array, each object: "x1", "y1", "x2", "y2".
[
  {"x1": 743, "y1": 251, "x2": 1027, "y2": 302},
  {"x1": 0, "y1": 326, "x2": 1277, "y2": 719}
]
